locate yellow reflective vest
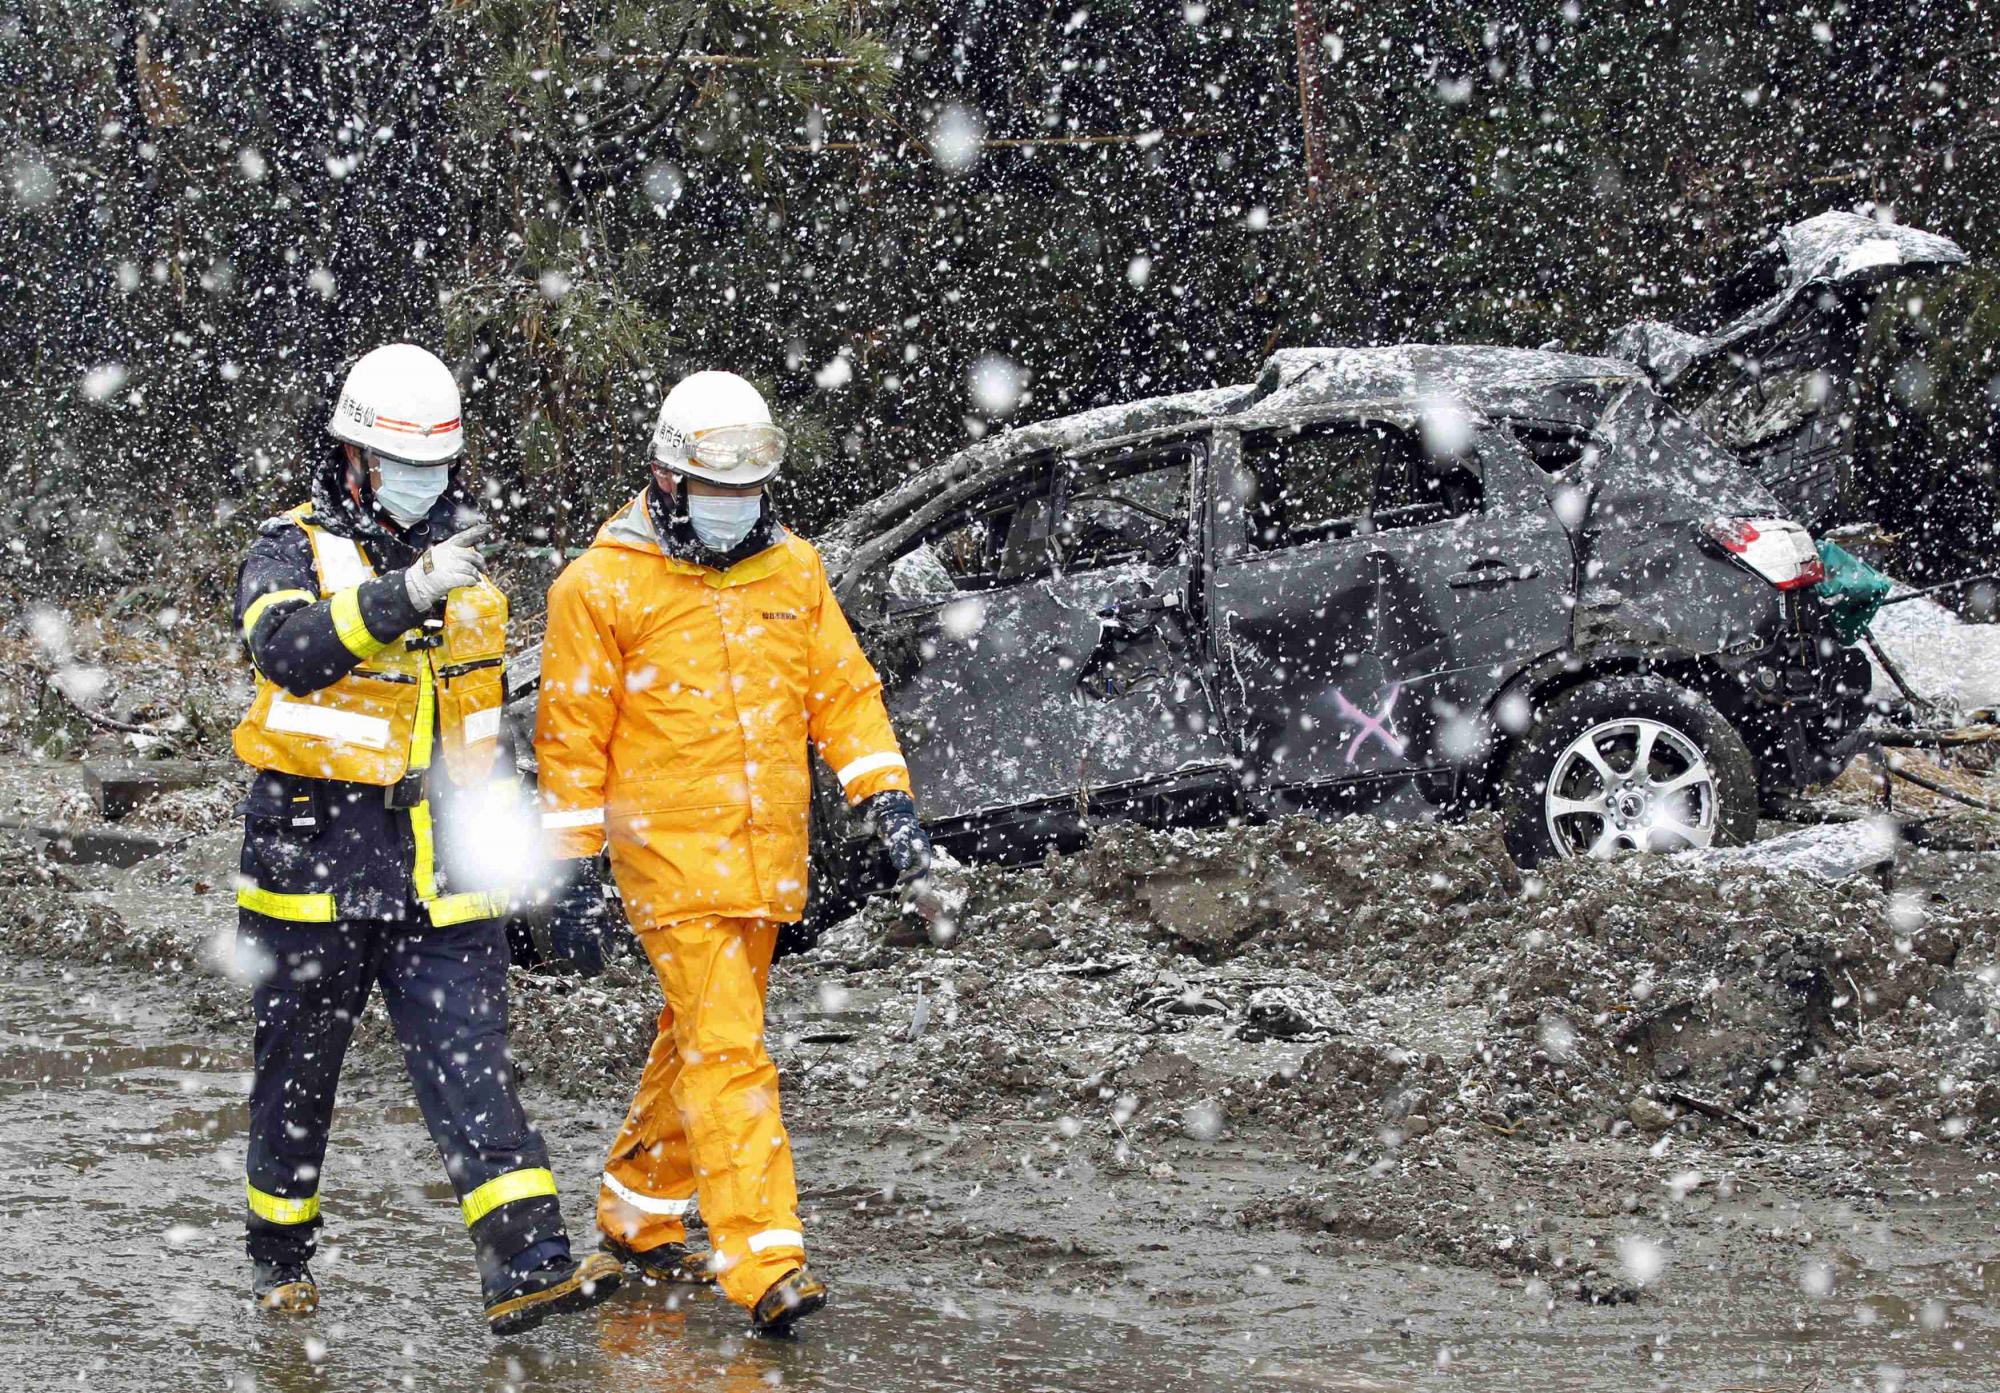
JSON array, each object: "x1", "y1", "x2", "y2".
[
  {"x1": 235, "y1": 504, "x2": 507, "y2": 785},
  {"x1": 233, "y1": 504, "x2": 510, "y2": 927}
]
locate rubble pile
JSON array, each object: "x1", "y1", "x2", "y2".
[
  {"x1": 3, "y1": 776, "x2": 1995, "y2": 1162},
  {"x1": 4, "y1": 766, "x2": 1998, "y2": 1313},
  {"x1": 733, "y1": 815, "x2": 2000, "y2": 1155}
]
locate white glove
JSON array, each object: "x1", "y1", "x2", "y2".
[{"x1": 403, "y1": 525, "x2": 488, "y2": 610}]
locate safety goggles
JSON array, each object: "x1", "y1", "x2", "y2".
[{"x1": 684, "y1": 423, "x2": 788, "y2": 474}]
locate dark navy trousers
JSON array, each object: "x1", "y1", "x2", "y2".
[{"x1": 239, "y1": 911, "x2": 568, "y2": 1296}]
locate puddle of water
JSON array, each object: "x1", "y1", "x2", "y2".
[
  {"x1": 3, "y1": 953, "x2": 1996, "y2": 1393},
  {"x1": 0, "y1": 962, "x2": 1355, "y2": 1393}
]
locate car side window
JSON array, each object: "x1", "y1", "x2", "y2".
[
  {"x1": 1508, "y1": 421, "x2": 1599, "y2": 474},
  {"x1": 1054, "y1": 452, "x2": 1192, "y2": 572},
  {"x1": 1240, "y1": 421, "x2": 1481, "y2": 551},
  {"x1": 926, "y1": 463, "x2": 1057, "y2": 589}
]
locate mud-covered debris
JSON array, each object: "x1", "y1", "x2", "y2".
[
  {"x1": 84, "y1": 760, "x2": 227, "y2": 821},
  {"x1": 1238, "y1": 986, "x2": 1330, "y2": 1041},
  {"x1": 5, "y1": 765, "x2": 2000, "y2": 1330},
  {"x1": 1628, "y1": 1096, "x2": 1678, "y2": 1132},
  {"x1": 18, "y1": 823, "x2": 185, "y2": 869}
]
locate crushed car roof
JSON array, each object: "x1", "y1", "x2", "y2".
[{"x1": 821, "y1": 344, "x2": 1639, "y2": 577}]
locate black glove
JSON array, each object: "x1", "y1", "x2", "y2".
[
  {"x1": 546, "y1": 855, "x2": 615, "y2": 977},
  {"x1": 862, "y1": 789, "x2": 932, "y2": 883}
]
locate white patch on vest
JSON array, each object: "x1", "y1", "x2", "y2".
[
  {"x1": 264, "y1": 694, "x2": 393, "y2": 750},
  {"x1": 309, "y1": 530, "x2": 375, "y2": 592},
  {"x1": 462, "y1": 707, "x2": 502, "y2": 743}
]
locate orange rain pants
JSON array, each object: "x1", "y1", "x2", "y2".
[{"x1": 596, "y1": 913, "x2": 803, "y2": 1310}]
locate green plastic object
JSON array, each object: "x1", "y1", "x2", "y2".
[{"x1": 1813, "y1": 540, "x2": 1892, "y2": 643}]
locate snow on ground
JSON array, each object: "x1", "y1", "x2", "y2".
[{"x1": 1868, "y1": 589, "x2": 2000, "y2": 713}]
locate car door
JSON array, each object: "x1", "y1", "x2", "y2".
[
  {"x1": 1209, "y1": 415, "x2": 1570, "y2": 804},
  {"x1": 866, "y1": 441, "x2": 1231, "y2": 854},
  {"x1": 1365, "y1": 424, "x2": 1574, "y2": 724}
]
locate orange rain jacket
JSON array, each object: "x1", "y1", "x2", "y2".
[{"x1": 534, "y1": 493, "x2": 912, "y2": 927}]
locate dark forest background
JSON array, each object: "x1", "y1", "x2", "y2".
[{"x1": 4, "y1": 0, "x2": 1997, "y2": 615}]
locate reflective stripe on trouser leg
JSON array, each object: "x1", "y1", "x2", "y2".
[
  {"x1": 599, "y1": 999, "x2": 699, "y2": 1250},
  {"x1": 640, "y1": 913, "x2": 803, "y2": 1310},
  {"x1": 247, "y1": 1181, "x2": 320, "y2": 1225},
  {"x1": 240, "y1": 910, "x2": 373, "y2": 1267},
  {"x1": 372, "y1": 916, "x2": 569, "y2": 1298},
  {"x1": 461, "y1": 1167, "x2": 558, "y2": 1225}
]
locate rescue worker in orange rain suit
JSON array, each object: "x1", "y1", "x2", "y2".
[{"x1": 534, "y1": 369, "x2": 933, "y2": 1335}]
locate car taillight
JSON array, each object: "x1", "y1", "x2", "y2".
[{"x1": 1706, "y1": 516, "x2": 1826, "y2": 591}]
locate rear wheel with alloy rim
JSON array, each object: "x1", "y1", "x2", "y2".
[{"x1": 1500, "y1": 675, "x2": 1758, "y2": 867}]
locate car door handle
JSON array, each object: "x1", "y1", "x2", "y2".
[{"x1": 1448, "y1": 559, "x2": 1540, "y2": 589}]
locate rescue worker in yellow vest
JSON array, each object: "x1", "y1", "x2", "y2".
[
  {"x1": 535, "y1": 370, "x2": 933, "y2": 1335},
  {"x1": 231, "y1": 343, "x2": 620, "y2": 1334}
]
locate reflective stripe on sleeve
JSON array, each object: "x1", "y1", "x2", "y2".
[
  {"x1": 236, "y1": 884, "x2": 337, "y2": 922},
  {"x1": 246, "y1": 1181, "x2": 321, "y2": 1225},
  {"x1": 541, "y1": 807, "x2": 606, "y2": 830},
  {"x1": 328, "y1": 586, "x2": 389, "y2": 660},
  {"x1": 600, "y1": 1172, "x2": 695, "y2": 1216},
  {"x1": 460, "y1": 1166, "x2": 558, "y2": 1226},
  {"x1": 241, "y1": 588, "x2": 314, "y2": 641},
  {"x1": 746, "y1": 1228, "x2": 805, "y2": 1254},
  {"x1": 264, "y1": 694, "x2": 394, "y2": 750},
  {"x1": 834, "y1": 751, "x2": 907, "y2": 789}
]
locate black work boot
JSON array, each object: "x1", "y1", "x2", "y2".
[
  {"x1": 750, "y1": 1267, "x2": 827, "y2": 1336},
  {"x1": 252, "y1": 1258, "x2": 319, "y2": 1315},
  {"x1": 485, "y1": 1251, "x2": 623, "y2": 1337},
  {"x1": 601, "y1": 1236, "x2": 717, "y2": 1286}
]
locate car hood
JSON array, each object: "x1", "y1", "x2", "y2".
[{"x1": 1607, "y1": 212, "x2": 1968, "y2": 385}]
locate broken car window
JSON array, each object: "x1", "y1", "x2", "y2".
[
  {"x1": 1054, "y1": 451, "x2": 1192, "y2": 572},
  {"x1": 925, "y1": 460, "x2": 1057, "y2": 589},
  {"x1": 1240, "y1": 421, "x2": 1481, "y2": 550},
  {"x1": 1508, "y1": 422, "x2": 1600, "y2": 474}
]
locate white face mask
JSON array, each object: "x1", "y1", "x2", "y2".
[
  {"x1": 373, "y1": 457, "x2": 451, "y2": 527},
  {"x1": 685, "y1": 492, "x2": 763, "y2": 550}
]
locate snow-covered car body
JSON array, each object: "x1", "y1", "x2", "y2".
[
  {"x1": 806, "y1": 344, "x2": 1871, "y2": 915},
  {"x1": 1607, "y1": 212, "x2": 1968, "y2": 526}
]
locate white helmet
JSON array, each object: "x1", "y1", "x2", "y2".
[
  {"x1": 650, "y1": 370, "x2": 787, "y2": 486},
  {"x1": 327, "y1": 343, "x2": 464, "y2": 463}
]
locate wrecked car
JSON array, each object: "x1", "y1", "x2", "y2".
[
  {"x1": 508, "y1": 209, "x2": 1953, "y2": 940},
  {"x1": 777, "y1": 343, "x2": 1874, "y2": 928},
  {"x1": 1607, "y1": 211, "x2": 1968, "y2": 527}
]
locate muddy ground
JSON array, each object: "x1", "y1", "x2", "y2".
[{"x1": 2, "y1": 624, "x2": 1999, "y2": 1389}]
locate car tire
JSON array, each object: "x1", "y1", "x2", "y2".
[{"x1": 1500, "y1": 674, "x2": 1759, "y2": 866}]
